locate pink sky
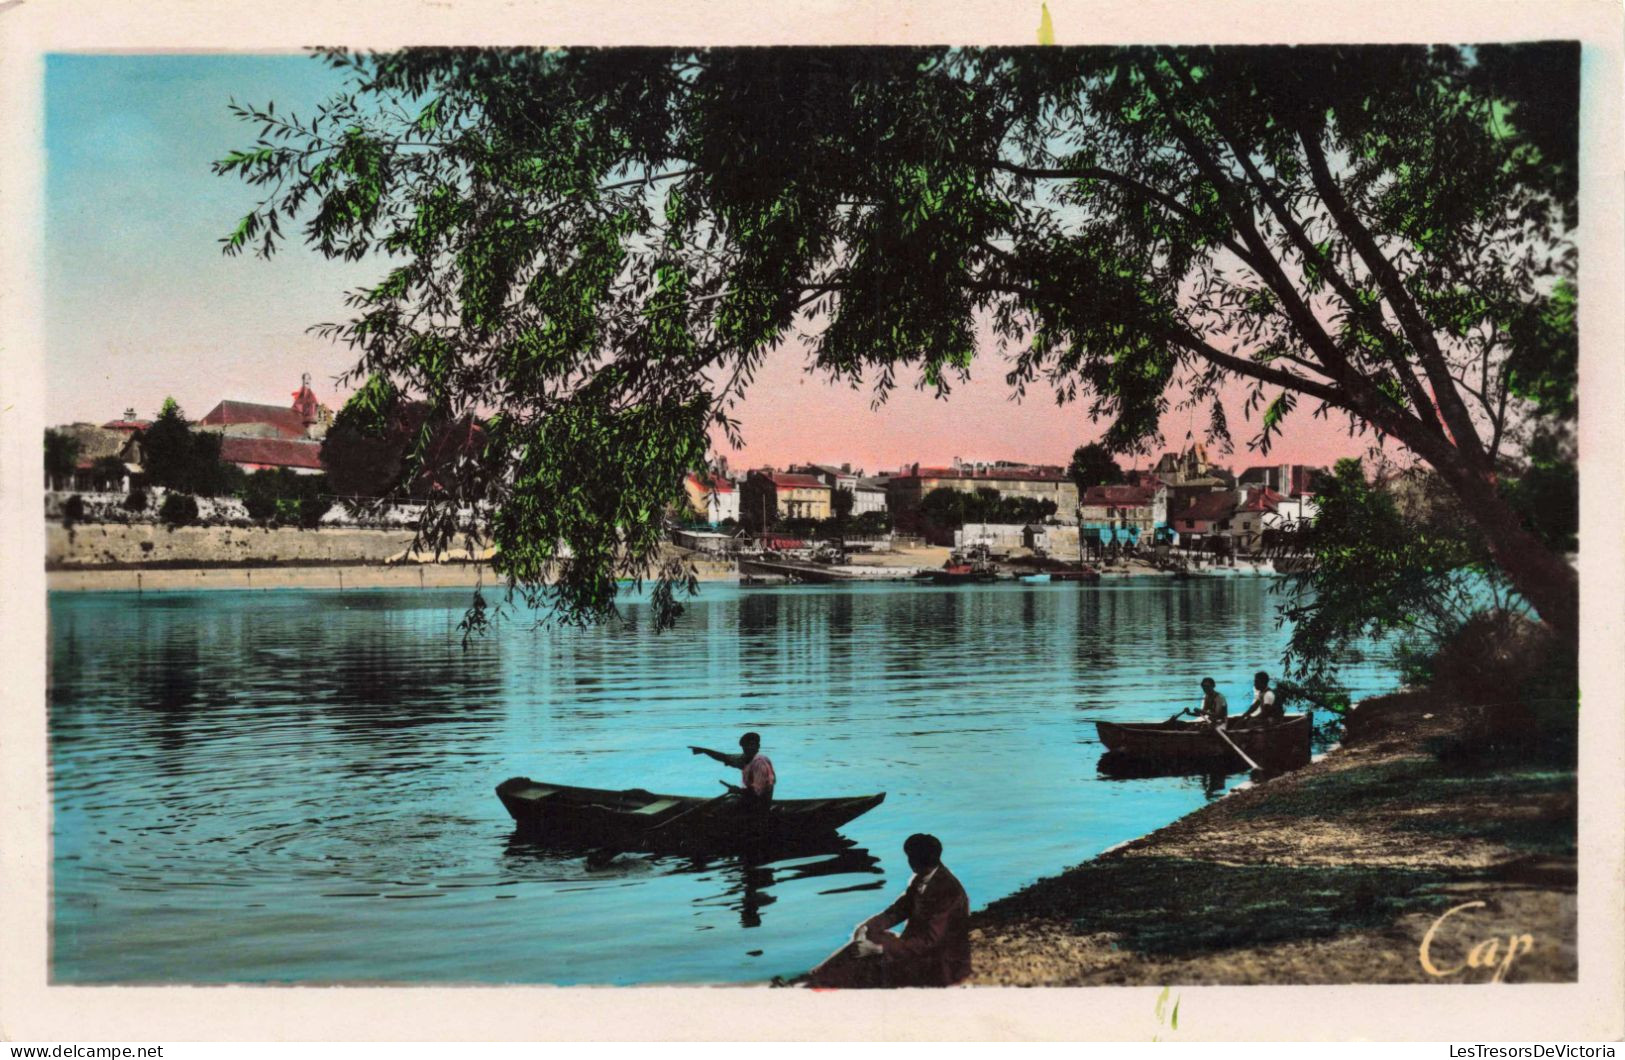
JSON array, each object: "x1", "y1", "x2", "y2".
[
  {"x1": 47, "y1": 320, "x2": 1379, "y2": 477},
  {"x1": 713, "y1": 339, "x2": 1377, "y2": 475}
]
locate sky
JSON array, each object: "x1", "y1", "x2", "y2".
[{"x1": 44, "y1": 53, "x2": 1379, "y2": 476}]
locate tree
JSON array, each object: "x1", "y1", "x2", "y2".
[
  {"x1": 141, "y1": 398, "x2": 194, "y2": 491},
  {"x1": 831, "y1": 486, "x2": 855, "y2": 529},
  {"x1": 1277, "y1": 458, "x2": 1549, "y2": 707},
  {"x1": 918, "y1": 487, "x2": 969, "y2": 531},
  {"x1": 218, "y1": 44, "x2": 1579, "y2": 636},
  {"x1": 1067, "y1": 443, "x2": 1124, "y2": 493},
  {"x1": 852, "y1": 509, "x2": 892, "y2": 536},
  {"x1": 141, "y1": 398, "x2": 240, "y2": 497},
  {"x1": 44, "y1": 430, "x2": 80, "y2": 490}
]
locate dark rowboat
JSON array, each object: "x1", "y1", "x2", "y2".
[
  {"x1": 1049, "y1": 567, "x2": 1101, "y2": 583},
  {"x1": 1094, "y1": 714, "x2": 1312, "y2": 771},
  {"x1": 495, "y1": 778, "x2": 885, "y2": 850}
]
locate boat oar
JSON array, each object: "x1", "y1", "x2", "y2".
[
  {"x1": 1210, "y1": 723, "x2": 1263, "y2": 772},
  {"x1": 586, "y1": 790, "x2": 736, "y2": 866}
]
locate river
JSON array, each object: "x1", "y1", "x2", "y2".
[{"x1": 48, "y1": 577, "x2": 1401, "y2": 984}]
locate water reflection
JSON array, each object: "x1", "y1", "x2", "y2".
[
  {"x1": 502, "y1": 832, "x2": 883, "y2": 930},
  {"x1": 1095, "y1": 752, "x2": 1235, "y2": 800}
]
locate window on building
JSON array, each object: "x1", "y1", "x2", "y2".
[{"x1": 1219, "y1": 520, "x2": 1231, "y2": 531}]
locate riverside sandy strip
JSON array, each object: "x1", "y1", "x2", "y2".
[{"x1": 965, "y1": 692, "x2": 1577, "y2": 986}]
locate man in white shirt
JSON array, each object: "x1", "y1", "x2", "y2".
[{"x1": 1237, "y1": 670, "x2": 1282, "y2": 724}]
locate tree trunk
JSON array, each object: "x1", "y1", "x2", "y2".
[{"x1": 1435, "y1": 458, "x2": 1579, "y2": 644}]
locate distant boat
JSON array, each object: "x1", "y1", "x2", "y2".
[
  {"x1": 931, "y1": 544, "x2": 999, "y2": 584},
  {"x1": 1049, "y1": 566, "x2": 1101, "y2": 583},
  {"x1": 1094, "y1": 715, "x2": 1312, "y2": 771},
  {"x1": 1018, "y1": 572, "x2": 1051, "y2": 584},
  {"x1": 495, "y1": 778, "x2": 886, "y2": 851}
]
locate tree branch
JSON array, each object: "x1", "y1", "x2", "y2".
[
  {"x1": 1295, "y1": 121, "x2": 1492, "y2": 471},
  {"x1": 966, "y1": 157, "x2": 1267, "y2": 273},
  {"x1": 1158, "y1": 50, "x2": 1442, "y2": 433}
]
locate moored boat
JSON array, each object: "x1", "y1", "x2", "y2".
[
  {"x1": 1094, "y1": 714, "x2": 1311, "y2": 771},
  {"x1": 1049, "y1": 566, "x2": 1101, "y2": 582},
  {"x1": 495, "y1": 778, "x2": 886, "y2": 850},
  {"x1": 930, "y1": 543, "x2": 1000, "y2": 584}
]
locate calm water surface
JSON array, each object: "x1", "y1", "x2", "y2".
[{"x1": 49, "y1": 579, "x2": 1401, "y2": 984}]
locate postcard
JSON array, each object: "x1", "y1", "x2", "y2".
[{"x1": 1, "y1": 0, "x2": 1622, "y2": 1043}]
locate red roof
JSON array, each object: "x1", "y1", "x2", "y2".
[
  {"x1": 198, "y1": 400, "x2": 309, "y2": 438},
  {"x1": 1179, "y1": 491, "x2": 1240, "y2": 522},
  {"x1": 1082, "y1": 484, "x2": 1157, "y2": 506},
  {"x1": 1235, "y1": 487, "x2": 1285, "y2": 514},
  {"x1": 764, "y1": 472, "x2": 829, "y2": 490},
  {"x1": 686, "y1": 472, "x2": 735, "y2": 493},
  {"x1": 219, "y1": 436, "x2": 324, "y2": 471},
  {"x1": 898, "y1": 465, "x2": 1068, "y2": 483},
  {"x1": 101, "y1": 419, "x2": 150, "y2": 432}
]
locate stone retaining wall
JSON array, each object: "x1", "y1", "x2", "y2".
[{"x1": 47, "y1": 523, "x2": 419, "y2": 569}]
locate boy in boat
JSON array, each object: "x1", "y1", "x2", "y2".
[
  {"x1": 803, "y1": 833, "x2": 972, "y2": 988},
  {"x1": 1181, "y1": 677, "x2": 1229, "y2": 726},
  {"x1": 689, "y1": 731, "x2": 776, "y2": 807},
  {"x1": 1236, "y1": 670, "x2": 1283, "y2": 725}
]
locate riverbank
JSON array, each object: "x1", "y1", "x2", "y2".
[
  {"x1": 45, "y1": 523, "x2": 1251, "y2": 592},
  {"x1": 965, "y1": 692, "x2": 1577, "y2": 985},
  {"x1": 46, "y1": 553, "x2": 741, "y2": 592}
]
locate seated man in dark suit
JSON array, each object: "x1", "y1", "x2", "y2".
[{"x1": 805, "y1": 833, "x2": 971, "y2": 988}]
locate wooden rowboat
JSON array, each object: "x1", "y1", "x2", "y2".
[
  {"x1": 1094, "y1": 714, "x2": 1312, "y2": 771},
  {"x1": 495, "y1": 778, "x2": 885, "y2": 850}
]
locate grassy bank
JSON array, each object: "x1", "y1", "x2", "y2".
[{"x1": 967, "y1": 692, "x2": 1577, "y2": 985}]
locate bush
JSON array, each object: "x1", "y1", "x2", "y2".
[
  {"x1": 243, "y1": 468, "x2": 330, "y2": 527},
  {"x1": 159, "y1": 493, "x2": 199, "y2": 528},
  {"x1": 1419, "y1": 611, "x2": 1577, "y2": 758},
  {"x1": 124, "y1": 489, "x2": 148, "y2": 513},
  {"x1": 297, "y1": 495, "x2": 332, "y2": 529},
  {"x1": 61, "y1": 494, "x2": 85, "y2": 526}
]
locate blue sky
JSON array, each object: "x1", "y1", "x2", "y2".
[{"x1": 45, "y1": 53, "x2": 375, "y2": 425}]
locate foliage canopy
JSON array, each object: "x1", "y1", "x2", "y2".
[{"x1": 218, "y1": 43, "x2": 1580, "y2": 633}]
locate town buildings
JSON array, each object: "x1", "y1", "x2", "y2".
[
  {"x1": 789, "y1": 464, "x2": 888, "y2": 516},
  {"x1": 1077, "y1": 482, "x2": 1169, "y2": 536},
  {"x1": 1239, "y1": 463, "x2": 1323, "y2": 497},
  {"x1": 741, "y1": 470, "x2": 833, "y2": 531},
  {"x1": 682, "y1": 472, "x2": 740, "y2": 524},
  {"x1": 46, "y1": 422, "x2": 142, "y2": 492},
  {"x1": 196, "y1": 374, "x2": 331, "y2": 476},
  {"x1": 886, "y1": 461, "x2": 1079, "y2": 530}
]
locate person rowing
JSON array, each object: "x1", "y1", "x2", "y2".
[
  {"x1": 689, "y1": 731, "x2": 776, "y2": 809},
  {"x1": 1236, "y1": 670, "x2": 1283, "y2": 725},
  {"x1": 1172, "y1": 677, "x2": 1229, "y2": 727}
]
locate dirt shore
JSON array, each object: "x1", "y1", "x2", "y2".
[{"x1": 966, "y1": 693, "x2": 1577, "y2": 985}]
